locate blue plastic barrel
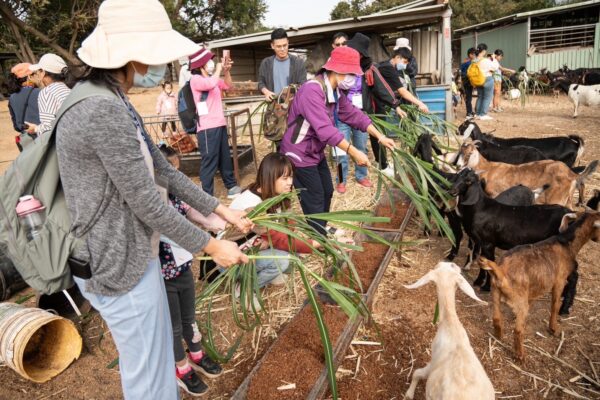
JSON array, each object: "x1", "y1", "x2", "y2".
[{"x1": 415, "y1": 85, "x2": 449, "y2": 134}]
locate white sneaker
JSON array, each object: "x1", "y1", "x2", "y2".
[
  {"x1": 478, "y1": 115, "x2": 493, "y2": 121},
  {"x1": 227, "y1": 186, "x2": 242, "y2": 199},
  {"x1": 234, "y1": 284, "x2": 262, "y2": 311},
  {"x1": 382, "y1": 165, "x2": 395, "y2": 178},
  {"x1": 269, "y1": 274, "x2": 288, "y2": 286}
]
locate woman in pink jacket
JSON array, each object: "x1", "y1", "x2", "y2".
[{"x1": 187, "y1": 46, "x2": 241, "y2": 198}]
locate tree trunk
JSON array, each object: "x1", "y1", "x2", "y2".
[
  {"x1": 0, "y1": 5, "x2": 35, "y2": 62},
  {"x1": 7, "y1": 18, "x2": 35, "y2": 62},
  {"x1": 0, "y1": 1, "x2": 79, "y2": 65}
]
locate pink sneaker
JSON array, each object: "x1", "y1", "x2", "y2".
[
  {"x1": 336, "y1": 183, "x2": 346, "y2": 194},
  {"x1": 357, "y1": 178, "x2": 373, "y2": 188}
]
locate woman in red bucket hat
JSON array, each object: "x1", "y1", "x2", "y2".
[{"x1": 279, "y1": 46, "x2": 395, "y2": 235}]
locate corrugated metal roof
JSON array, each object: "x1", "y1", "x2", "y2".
[
  {"x1": 455, "y1": 0, "x2": 600, "y2": 34},
  {"x1": 375, "y1": 0, "x2": 444, "y2": 13},
  {"x1": 208, "y1": 2, "x2": 449, "y2": 49}
]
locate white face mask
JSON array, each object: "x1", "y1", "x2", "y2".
[
  {"x1": 133, "y1": 64, "x2": 166, "y2": 88},
  {"x1": 337, "y1": 74, "x2": 356, "y2": 90},
  {"x1": 204, "y1": 59, "x2": 215, "y2": 75}
]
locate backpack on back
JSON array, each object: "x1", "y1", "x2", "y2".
[
  {"x1": 177, "y1": 81, "x2": 208, "y2": 134},
  {"x1": 0, "y1": 81, "x2": 116, "y2": 294},
  {"x1": 261, "y1": 85, "x2": 299, "y2": 142},
  {"x1": 262, "y1": 79, "x2": 330, "y2": 143},
  {"x1": 467, "y1": 60, "x2": 485, "y2": 87}
]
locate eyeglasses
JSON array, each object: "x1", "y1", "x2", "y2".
[{"x1": 334, "y1": 41, "x2": 347, "y2": 47}]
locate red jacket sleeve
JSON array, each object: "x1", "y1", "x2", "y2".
[{"x1": 261, "y1": 229, "x2": 313, "y2": 254}]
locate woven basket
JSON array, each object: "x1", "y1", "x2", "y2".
[{"x1": 0, "y1": 302, "x2": 82, "y2": 382}]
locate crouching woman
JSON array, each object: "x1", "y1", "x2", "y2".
[{"x1": 279, "y1": 46, "x2": 395, "y2": 233}]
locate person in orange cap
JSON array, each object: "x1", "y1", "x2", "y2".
[{"x1": 7, "y1": 63, "x2": 40, "y2": 151}]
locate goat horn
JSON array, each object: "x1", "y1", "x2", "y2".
[
  {"x1": 472, "y1": 140, "x2": 482, "y2": 145},
  {"x1": 559, "y1": 213, "x2": 578, "y2": 233}
]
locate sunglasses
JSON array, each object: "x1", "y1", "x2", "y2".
[{"x1": 334, "y1": 41, "x2": 347, "y2": 47}]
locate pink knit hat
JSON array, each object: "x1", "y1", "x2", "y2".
[
  {"x1": 189, "y1": 46, "x2": 215, "y2": 70},
  {"x1": 322, "y1": 47, "x2": 363, "y2": 76}
]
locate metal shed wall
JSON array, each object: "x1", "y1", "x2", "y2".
[
  {"x1": 526, "y1": 23, "x2": 600, "y2": 71},
  {"x1": 460, "y1": 22, "x2": 528, "y2": 70}
]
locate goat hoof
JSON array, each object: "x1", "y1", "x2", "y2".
[
  {"x1": 548, "y1": 326, "x2": 561, "y2": 336},
  {"x1": 559, "y1": 307, "x2": 570, "y2": 316}
]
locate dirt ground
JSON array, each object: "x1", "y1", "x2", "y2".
[{"x1": 1, "y1": 90, "x2": 600, "y2": 400}]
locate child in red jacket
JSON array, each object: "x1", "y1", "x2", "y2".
[{"x1": 228, "y1": 153, "x2": 318, "y2": 287}]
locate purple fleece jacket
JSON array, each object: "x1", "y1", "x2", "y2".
[{"x1": 279, "y1": 75, "x2": 372, "y2": 168}]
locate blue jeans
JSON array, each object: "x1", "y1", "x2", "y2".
[
  {"x1": 196, "y1": 125, "x2": 237, "y2": 196},
  {"x1": 476, "y1": 76, "x2": 494, "y2": 116},
  {"x1": 256, "y1": 249, "x2": 290, "y2": 287},
  {"x1": 334, "y1": 121, "x2": 368, "y2": 183},
  {"x1": 74, "y1": 259, "x2": 178, "y2": 400}
]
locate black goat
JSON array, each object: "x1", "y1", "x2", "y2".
[
  {"x1": 475, "y1": 140, "x2": 548, "y2": 165},
  {"x1": 450, "y1": 169, "x2": 574, "y2": 309},
  {"x1": 586, "y1": 189, "x2": 600, "y2": 211},
  {"x1": 458, "y1": 120, "x2": 584, "y2": 167},
  {"x1": 583, "y1": 71, "x2": 600, "y2": 85},
  {"x1": 413, "y1": 134, "x2": 542, "y2": 261}
]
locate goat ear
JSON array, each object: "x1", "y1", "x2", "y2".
[
  {"x1": 404, "y1": 270, "x2": 436, "y2": 290},
  {"x1": 559, "y1": 213, "x2": 578, "y2": 233},
  {"x1": 456, "y1": 273, "x2": 487, "y2": 304},
  {"x1": 461, "y1": 123, "x2": 476, "y2": 140}
]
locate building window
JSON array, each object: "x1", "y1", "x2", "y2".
[{"x1": 529, "y1": 6, "x2": 599, "y2": 52}]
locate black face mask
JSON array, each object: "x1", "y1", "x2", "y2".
[{"x1": 360, "y1": 57, "x2": 372, "y2": 72}]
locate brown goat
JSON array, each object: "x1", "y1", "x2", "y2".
[
  {"x1": 458, "y1": 142, "x2": 597, "y2": 208},
  {"x1": 480, "y1": 212, "x2": 600, "y2": 361}
]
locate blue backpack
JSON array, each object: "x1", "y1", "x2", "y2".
[{"x1": 177, "y1": 81, "x2": 208, "y2": 134}]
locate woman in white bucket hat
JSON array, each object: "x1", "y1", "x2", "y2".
[{"x1": 56, "y1": 1, "x2": 252, "y2": 398}]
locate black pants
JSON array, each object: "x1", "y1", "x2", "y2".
[
  {"x1": 293, "y1": 158, "x2": 334, "y2": 234},
  {"x1": 161, "y1": 120, "x2": 177, "y2": 133},
  {"x1": 164, "y1": 269, "x2": 202, "y2": 362},
  {"x1": 369, "y1": 136, "x2": 388, "y2": 169},
  {"x1": 196, "y1": 125, "x2": 237, "y2": 196},
  {"x1": 464, "y1": 82, "x2": 474, "y2": 116}
]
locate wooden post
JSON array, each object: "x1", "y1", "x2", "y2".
[{"x1": 442, "y1": 8, "x2": 454, "y2": 122}]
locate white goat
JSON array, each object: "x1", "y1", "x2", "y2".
[
  {"x1": 405, "y1": 262, "x2": 495, "y2": 400},
  {"x1": 556, "y1": 80, "x2": 600, "y2": 117},
  {"x1": 568, "y1": 84, "x2": 600, "y2": 118}
]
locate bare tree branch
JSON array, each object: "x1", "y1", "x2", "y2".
[{"x1": 0, "y1": 0, "x2": 79, "y2": 64}]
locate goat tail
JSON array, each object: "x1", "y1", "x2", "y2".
[
  {"x1": 569, "y1": 135, "x2": 585, "y2": 165},
  {"x1": 576, "y1": 160, "x2": 599, "y2": 189}
]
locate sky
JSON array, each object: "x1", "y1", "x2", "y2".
[{"x1": 264, "y1": 0, "x2": 342, "y2": 28}]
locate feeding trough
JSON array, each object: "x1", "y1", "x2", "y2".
[{"x1": 232, "y1": 189, "x2": 414, "y2": 399}]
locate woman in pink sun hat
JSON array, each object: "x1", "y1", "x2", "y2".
[{"x1": 279, "y1": 46, "x2": 395, "y2": 235}]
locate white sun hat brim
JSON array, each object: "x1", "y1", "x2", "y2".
[{"x1": 77, "y1": 0, "x2": 200, "y2": 69}]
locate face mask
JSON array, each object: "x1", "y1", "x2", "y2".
[
  {"x1": 133, "y1": 64, "x2": 166, "y2": 88},
  {"x1": 396, "y1": 62, "x2": 407, "y2": 71},
  {"x1": 204, "y1": 60, "x2": 215, "y2": 75},
  {"x1": 337, "y1": 74, "x2": 356, "y2": 90}
]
